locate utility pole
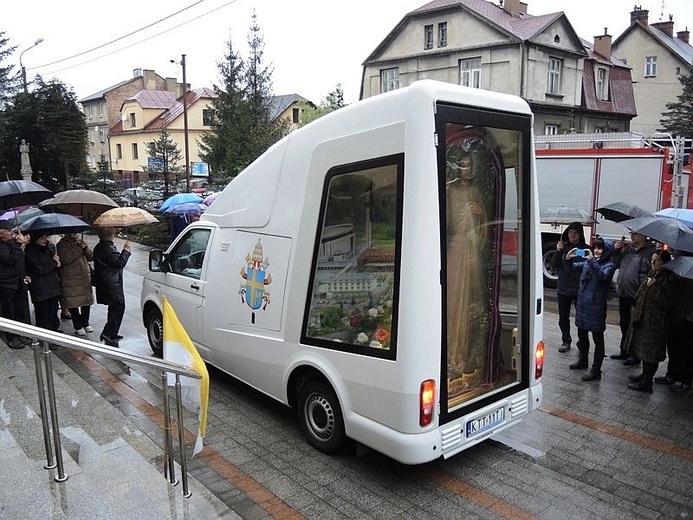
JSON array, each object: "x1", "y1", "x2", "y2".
[
  {"x1": 19, "y1": 38, "x2": 44, "y2": 94},
  {"x1": 181, "y1": 54, "x2": 191, "y2": 193}
]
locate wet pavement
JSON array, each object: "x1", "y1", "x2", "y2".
[{"x1": 1, "y1": 234, "x2": 691, "y2": 519}]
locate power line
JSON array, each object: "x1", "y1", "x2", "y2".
[{"x1": 30, "y1": 0, "x2": 236, "y2": 73}]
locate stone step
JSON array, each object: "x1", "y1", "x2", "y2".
[{"x1": 0, "y1": 342, "x2": 236, "y2": 519}]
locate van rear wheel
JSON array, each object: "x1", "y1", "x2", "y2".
[
  {"x1": 297, "y1": 381, "x2": 346, "y2": 454},
  {"x1": 145, "y1": 307, "x2": 164, "y2": 357}
]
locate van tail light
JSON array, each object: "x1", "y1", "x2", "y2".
[
  {"x1": 420, "y1": 379, "x2": 436, "y2": 427},
  {"x1": 535, "y1": 340, "x2": 545, "y2": 379}
]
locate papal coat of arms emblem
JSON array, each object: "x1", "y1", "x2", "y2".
[{"x1": 239, "y1": 239, "x2": 272, "y2": 310}]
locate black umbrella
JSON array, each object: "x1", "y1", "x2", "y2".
[
  {"x1": 595, "y1": 201, "x2": 652, "y2": 223},
  {"x1": 663, "y1": 255, "x2": 693, "y2": 280},
  {"x1": 0, "y1": 180, "x2": 52, "y2": 209},
  {"x1": 620, "y1": 216, "x2": 693, "y2": 253},
  {"x1": 19, "y1": 213, "x2": 90, "y2": 236}
]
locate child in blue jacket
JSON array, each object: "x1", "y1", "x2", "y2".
[{"x1": 565, "y1": 237, "x2": 616, "y2": 381}]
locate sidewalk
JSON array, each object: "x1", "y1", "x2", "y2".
[{"x1": 0, "y1": 237, "x2": 239, "y2": 520}]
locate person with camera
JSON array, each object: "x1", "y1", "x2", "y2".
[
  {"x1": 565, "y1": 237, "x2": 617, "y2": 381},
  {"x1": 551, "y1": 221, "x2": 589, "y2": 353}
]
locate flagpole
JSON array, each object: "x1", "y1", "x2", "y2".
[
  {"x1": 161, "y1": 371, "x2": 178, "y2": 485},
  {"x1": 175, "y1": 374, "x2": 192, "y2": 497}
]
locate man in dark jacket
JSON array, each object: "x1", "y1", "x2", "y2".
[
  {"x1": 550, "y1": 221, "x2": 589, "y2": 353},
  {"x1": 93, "y1": 227, "x2": 131, "y2": 347},
  {"x1": 0, "y1": 220, "x2": 31, "y2": 349},
  {"x1": 610, "y1": 230, "x2": 656, "y2": 365}
]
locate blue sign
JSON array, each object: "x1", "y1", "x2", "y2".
[
  {"x1": 191, "y1": 162, "x2": 209, "y2": 177},
  {"x1": 147, "y1": 157, "x2": 164, "y2": 170}
]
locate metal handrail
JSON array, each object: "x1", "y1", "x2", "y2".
[{"x1": 1, "y1": 317, "x2": 201, "y2": 497}]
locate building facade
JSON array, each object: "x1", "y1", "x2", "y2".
[
  {"x1": 79, "y1": 69, "x2": 183, "y2": 170},
  {"x1": 107, "y1": 88, "x2": 217, "y2": 186},
  {"x1": 612, "y1": 7, "x2": 693, "y2": 138},
  {"x1": 361, "y1": 0, "x2": 636, "y2": 134}
]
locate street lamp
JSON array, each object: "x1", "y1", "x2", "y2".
[
  {"x1": 20, "y1": 38, "x2": 44, "y2": 94},
  {"x1": 171, "y1": 54, "x2": 191, "y2": 192}
]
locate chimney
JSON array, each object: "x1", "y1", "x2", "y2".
[
  {"x1": 132, "y1": 68, "x2": 143, "y2": 78},
  {"x1": 142, "y1": 69, "x2": 156, "y2": 90},
  {"x1": 651, "y1": 17, "x2": 674, "y2": 38},
  {"x1": 630, "y1": 6, "x2": 649, "y2": 26},
  {"x1": 677, "y1": 28, "x2": 690, "y2": 44},
  {"x1": 594, "y1": 28, "x2": 612, "y2": 59},
  {"x1": 165, "y1": 77, "x2": 178, "y2": 94},
  {"x1": 502, "y1": 0, "x2": 527, "y2": 16}
]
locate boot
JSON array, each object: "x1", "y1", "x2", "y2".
[
  {"x1": 569, "y1": 340, "x2": 589, "y2": 370},
  {"x1": 628, "y1": 380, "x2": 653, "y2": 393},
  {"x1": 581, "y1": 368, "x2": 601, "y2": 381},
  {"x1": 628, "y1": 372, "x2": 644, "y2": 382}
]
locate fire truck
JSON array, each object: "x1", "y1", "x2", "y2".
[{"x1": 536, "y1": 132, "x2": 691, "y2": 286}]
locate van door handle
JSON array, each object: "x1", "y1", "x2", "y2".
[{"x1": 190, "y1": 283, "x2": 200, "y2": 291}]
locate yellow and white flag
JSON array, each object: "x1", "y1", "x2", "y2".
[{"x1": 162, "y1": 296, "x2": 209, "y2": 456}]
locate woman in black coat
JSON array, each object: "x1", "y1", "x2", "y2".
[
  {"x1": 93, "y1": 227, "x2": 131, "y2": 347},
  {"x1": 24, "y1": 234, "x2": 62, "y2": 333}
]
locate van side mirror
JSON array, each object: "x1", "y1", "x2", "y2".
[{"x1": 148, "y1": 250, "x2": 170, "y2": 272}]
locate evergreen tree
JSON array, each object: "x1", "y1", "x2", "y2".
[
  {"x1": 300, "y1": 84, "x2": 348, "y2": 126},
  {"x1": 659, "y1": 66, "x2": 693, "y2": 137},
  {"x1": 199, "y1": 37, "x2": 247, "y2": 181},
  {"x1": 199, "y1": 11, "x2": 288, "y2": 182},
  {"x1": 0, "y1": 77, "x2": 87, "y2": 189},
  {"x1": 145, "y1": 127, "x2": 183, "y2": 198},
  {"x1": 0, "y1": 31, "x2": 18, "y2": 109},
  {"x1": 245, "y1": 11, "x2": 289, "y2": 161}
]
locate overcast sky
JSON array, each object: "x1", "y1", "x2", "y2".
[{"x1": 3, "y1": 0, "x2": 692, "y2": 105}]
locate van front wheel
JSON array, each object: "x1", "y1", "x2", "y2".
[
  {"x1": 145, "y1": 307, "x2": 164, "y2": 357},
  {"x1": 297, "y1": 381, "x2": 346, "y2": 454}
]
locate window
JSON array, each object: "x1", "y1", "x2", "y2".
[
  {"x1": 98, "y1": 102, "x2": 104, "y2": 117},
  {"x1": 116, "y1": 144, "x2": 122, "y2": 159},
  {"x1": 438, "y1": 22, "x2": 448, "y2": 48},
  {"x1": 460, "y1": 58, "x2": 482, "y2": 89},
  {"x1": 545, "y1": 124, "x2": 559, "y2": 135},
  {"x1": 292, "y1": 107, "x2": 300, "y2": 124},
  {"x1": 546, "y1": 57, "x2": 563, "y2": 95},
  {"x1": 303, "y1": 156, "x2": 403, "y2": 359},
  {"x1": 596, "y1": 68, "x2": 608, "y2": 100},
  {"x1": 86, "y1": 105, "x2": 93, "y2": 120},
  {"x1": 129, "y1": 113, "x2": 136, "y2": 127},
  {"x1": 167, "y1": 229, "x2": 211, "y2": 280},
  {"x1": 132, "y1": 143, "x2": 138, "y2": 159},
  {"x1": 202, "y1": 109, "x2": 213, "y2": 126},
  {"x1": 645, "y1": 56, "x2": 657, "y2": 77},
  {"x1": 380, "y1": 68, "x2": 400, "y2": 93},
  {"x1": 424, "y1": 24, "x2": 434, "y2": 50}
]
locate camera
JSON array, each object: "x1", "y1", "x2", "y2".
[{"x1": 575, "y1": 249, "x2": 585, "y2": 257}]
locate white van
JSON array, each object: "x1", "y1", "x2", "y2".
[{"x1": 141, "y1": 80, "x2": 545, "y2": 464}]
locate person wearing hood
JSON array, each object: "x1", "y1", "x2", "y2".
[
  {"x1": 550, "y1": 221, "x2": 589, "y2": 353},
  {"x1": 610, "y1": 229, "x2": 656, "y2": 365},
  {"x1": 565, "y1": 237, "x2": 616, "y2": 381}
]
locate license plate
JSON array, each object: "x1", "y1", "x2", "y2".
[{"x1": 466, "y1": 406, "x2": 506, "y2": 438}]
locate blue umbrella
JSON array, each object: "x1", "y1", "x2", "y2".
[
  {"x1": 654, "y1": 207, "x2": 693, "y2": 228},
  {"x1": 159, "y1": 193, "x2": 203, "y2": 211},
  {"x1": 162, "y1": 202, "x2": 207, "y2": 215}
]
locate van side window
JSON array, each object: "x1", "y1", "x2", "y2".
[
  {"x1": 168, "y1": 229, "x2": 211, "y2": 279},
  {"x1": 302, "y1": 155, "x2": 403, "y2": 359}
]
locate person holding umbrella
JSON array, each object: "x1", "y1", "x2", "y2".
[
  {"x1": 0, "y1": 220, "x2": 32, "y2": 349},
  {"x1": 57, "y1": 233, "x2": 94, "y2": 336},
  {"x1": 93, "y1": 227, "x2": 131, "y2": 347},
  {"x1": 610, "y1": 230, "x2": 656, "y2": 365},
  {"x1": 24, "y1": 233, "x2": 62, "y2": 335}
]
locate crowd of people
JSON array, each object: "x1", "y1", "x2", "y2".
[
  {"x1": 0, "y1": 222, "x2": 131, "y2": 349},
  {"x1": 553, "y1": 221, "x2": 693, "y2": 394}
]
